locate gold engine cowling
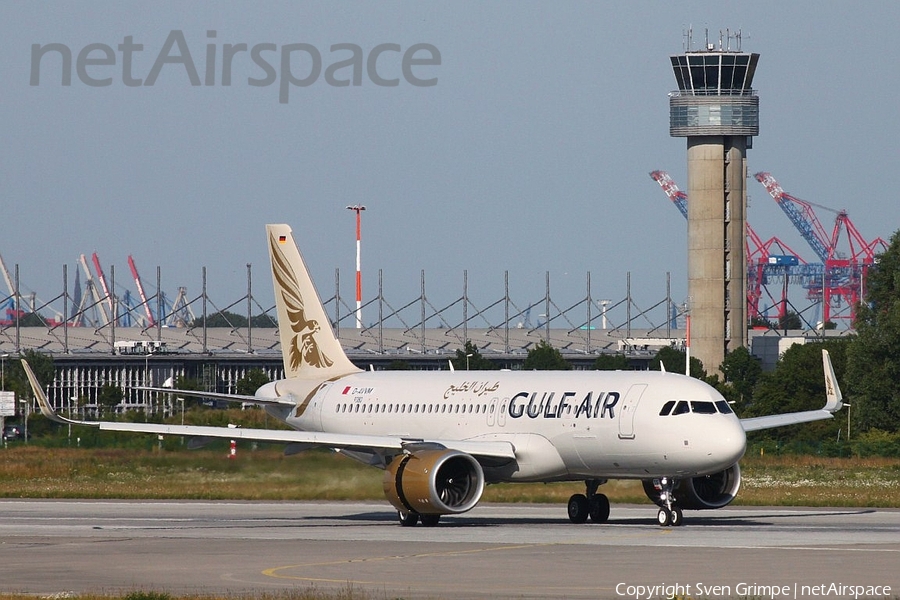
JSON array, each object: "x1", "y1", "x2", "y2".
[
  {"x1": 642, "y1": 463, "x2": 742, "y2": 510},
  {"x1": 383, "y1": 449, "x2": 485, "y2": 516}
]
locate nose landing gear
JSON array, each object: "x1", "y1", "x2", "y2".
[{"x1": 653, "y1": 477, "x2": 683, "y2": 527}]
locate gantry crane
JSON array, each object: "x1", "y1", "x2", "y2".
[{"x1": 754, "y1": 172, "x2": 887, "y2": 324}]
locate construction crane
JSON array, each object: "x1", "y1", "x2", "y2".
[
  {"x1": 128, "y1": 255, "x2": 155, "y2": 327},
  {"x1": 167, "y1": 286, "x2": 197, "y2": 327},
  {"x1": 90, "y1": 253, "x2": 116, "y2": 324},
  {"x1": 754, "y1": 172, "x2": 888, "y2": 324},
  {"x1": 79, "y1": 254, "x2": 109, "y2": 325}
]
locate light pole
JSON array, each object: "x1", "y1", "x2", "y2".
[
  {"x1": 1, "y1": 353, "x2": 8, "y2": 391},
  {"x1": 18, "y1": 399, "x2": 28, "y2": 444},
  {"x1": 346, "y1": 205, "x2": 366, "y2": 329},
  {"x1": 466, "y1": 353, "x2": 472, "y2": 371},
  {"x1": 845, "y1": 403, "x2": 851, "y2": 442},
  {"x1": 144, "y1": 350, "x2": 155, "y2": 416},
  {"x1": 69, "y1": 395, "x2": 77, "y2": 444}
]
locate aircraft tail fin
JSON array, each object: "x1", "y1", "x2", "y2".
[{"x1": 267, "y1": 224, "x2": 361, "y2": 380}]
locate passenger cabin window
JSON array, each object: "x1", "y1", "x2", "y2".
[{"x1": 659, "y1": 400, "x2": 676, "y2": 416}]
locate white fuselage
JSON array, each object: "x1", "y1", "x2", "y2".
[{"x1": 273, "y1": 370, "x2": 746, "y2": 482}]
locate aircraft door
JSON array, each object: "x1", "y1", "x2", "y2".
[
  {"x1": 487, "y1": 397, "x2": 497, "y2": 427},
  {"x1": 617, "y1": 384, "x2": 647, "y2": 440}
]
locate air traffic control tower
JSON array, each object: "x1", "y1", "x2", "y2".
[{"x1": 669, "y1": 38, "x2": 759, "y2": 373}]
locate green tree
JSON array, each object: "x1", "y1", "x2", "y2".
[
  {"x1": 846, "y1": 230, "x2": 900, "y2": 433},
  {"x1": 97, "y1": 384, "x2": 123, "y2": 417},
  {"x1": 189, "y1": 312, "x2": 278, "y2": 328},
  {"x1": 523, "y1": 340, "x2": 571, "y2": 370},
  {"x1": 236, "y1": 369, "x2": 270, "y2": 395},
  {"x1": 451, "y1": 341, "x2": 497, "y2": 371},
  {"x1": 778, "y1": 311, "x2": 803, "y2": 331},
  {"x1": 750, "y1": 315, "x2": 775, "y2": 329},
  {"x1": 719, "y1": 347, "x2": 762, "y2": 409},
  {"x1": 592, "y1": 353, "x2": 630, "y2": 371},
  {"x1": 651, "y1": 346, "x2": 706, "y2": 379}
]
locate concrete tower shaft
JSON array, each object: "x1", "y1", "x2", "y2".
[{"x1": 669, "y1": 48, "x2": 759, "y2": 374}]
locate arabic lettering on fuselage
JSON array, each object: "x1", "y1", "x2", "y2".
[
  {"x1": 508, "y1": 390, "x2": 620, "y2": 419},
  {"x1": 443, "y1": 381, "x2": 501, "y2": 399}
]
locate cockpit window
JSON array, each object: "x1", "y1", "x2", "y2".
[
  {"x1": 662, "y1": 399, "x2": 732, "y2": 416},
  {"x1": 690, "y1": 401, "x2": 717, "y2": 414},
  {"x1": 715, "y1": 400, "x2": 733, "y2": 414},
  {"x1": 672, "y1": 400, "x2": 690, "y2": 415}
]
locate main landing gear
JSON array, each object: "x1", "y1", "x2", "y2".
[
  {"x1": 397, "y1": 510, "x2": 441, "y2": 527},
  {"x1": 653, "y1": 476, "x2": 683, "y2": 527},
  {"x1": 567, "y1": 479, "x2": 610, "y2": 524}
]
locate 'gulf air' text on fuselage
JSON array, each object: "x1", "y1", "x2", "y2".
[{"x1": 508, "y1": 391, "x2": 620, "y2": 419}]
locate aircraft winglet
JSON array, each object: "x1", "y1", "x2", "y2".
[
  {"x1": 740, "y1": 349, "x2": 845, "y2": 432},
  {"x1": 822, "y1": 349, "x2": 844, "y2": 412},
  {"x1": 22, "y1": 359, "x2": 99, "y2": 426}
]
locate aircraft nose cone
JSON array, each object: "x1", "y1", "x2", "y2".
[
  {"x1": 694, "y1": 417, "x2": 746, "y2": 471},
  {"x1": 717, "y1": 418, "x2": 747, "y2": 465}
]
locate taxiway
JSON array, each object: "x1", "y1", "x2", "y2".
[{"x1": 0, "y1": 500, "x2": 897, "y2": 599}]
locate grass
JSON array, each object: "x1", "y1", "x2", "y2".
[{"x1": 2, "y1": 445, "x2": 900, "y2": 507}]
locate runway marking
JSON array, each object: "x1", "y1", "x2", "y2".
[
  {"x1": 727, "y1": 545, "x2": 900, "y2": 553},
  {"x1": 262, "y1": 542, "x2": 557, "y2": 585}
]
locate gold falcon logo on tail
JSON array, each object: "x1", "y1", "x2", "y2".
[
  {"x1": 267, "y1": 224, "x2": 360, "y2": 380},
  {"x1": 270, "y1": 234, "x2": 333, "y2": 370}
]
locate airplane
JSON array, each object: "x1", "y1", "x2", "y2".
[{"x1": 24, "y1": 223, "x2": 845, "y2": 527}]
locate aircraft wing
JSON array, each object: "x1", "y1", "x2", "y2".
[
  {"x1": 740, "y1": 349, "x2": 845, "y2": 433},
  {"x1": 94, "y1": 421, "x2": 516, "y2": 459},
  {"x1": 22, "y1": 360, "x2": 515, "y2": 461}
]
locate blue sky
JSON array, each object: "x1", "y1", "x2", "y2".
[{"x1": 2, "y1": 2, "x2": 898, "y2": 327}]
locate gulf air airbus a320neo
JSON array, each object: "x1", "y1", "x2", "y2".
[{"x1": 25, "y1": 223, "x2": 844, "y2": 527}]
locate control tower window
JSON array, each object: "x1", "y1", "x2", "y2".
[
  {"x1": 688, "y1": 55, "x2": 705, "y2": 90},
  {"x1": 704, "y1": 55, "x2": 720, "y2": 92},
  {"x1": 721, "y1": 55, "x2": 736, "y2": 91},
  {"x1": 671, "y1": 56, "x2": 688, "y2": 91}
]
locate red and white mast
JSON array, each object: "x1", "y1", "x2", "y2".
[{"x1": 346, "y1": 205, "x2": 366, "y2": 329}]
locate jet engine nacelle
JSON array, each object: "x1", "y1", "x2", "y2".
[
  {"x1": 642, "y1": 463, "x2": 741, "y2": 510},
  {"x1": 383, "y1": 449, "x2": 485, "y2": 516}
]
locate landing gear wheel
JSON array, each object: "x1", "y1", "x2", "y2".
[
  {"x1": 669, "y1": 507, "x2": 683, "y2": 527},
  {"x1": 588, "y1": 494, "x2": 610, "y2": 523},
  {"x1": 657, "y1": 507, "x2": 672, "y2": 527},
  {"x1": 567, "y1": 493, "x2": 589, "y2": 524},
  {"x1": 398, "y1": 510, "x2": 419, "y2": 527},
  {"x1": 420, "y1": 514, "x2": 441, "y2": 527}
]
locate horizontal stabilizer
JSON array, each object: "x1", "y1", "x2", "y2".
[{"x1": 136, "y1": 386, "x2": 296, "y2": 406}]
